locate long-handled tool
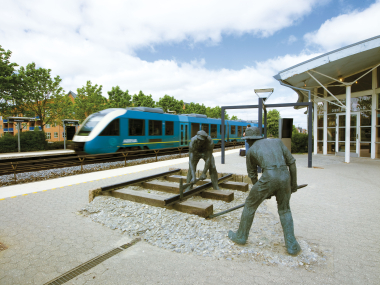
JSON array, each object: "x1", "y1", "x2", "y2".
[
  {"x1": 179, "y1": 177, "x2": 204, "y2": 199},
  {"x1": 207, "y1": 184, "x2": 308, "y2": 219}
]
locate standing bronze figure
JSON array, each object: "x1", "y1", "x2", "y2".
[
  {"x1": 185, "y1": 130, "x2": 220, "y2": 191},
  {"x1": 228, "y1": 127, "x2": 301, "y2": 255}
]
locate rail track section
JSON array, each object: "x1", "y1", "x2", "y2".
[
  {"x1": 0, "y1": 142, "x2": 243, "y2": 182},
  {"x1": 89, "y1": 168, "x2": 249, "y2": 218}
]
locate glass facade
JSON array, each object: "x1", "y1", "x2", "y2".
[
  {"x1": 317, "y1": 142, "x2": 323, "y2": 154},
  {"x1": 360, "y1": 143, "x2": 371, "y2": 157}
]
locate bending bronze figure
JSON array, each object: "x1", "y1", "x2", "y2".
[
  {"x1": 228, "y1": 127, "x2": 301, "y2": 256},
  {"x1": 185, "y1": 130, "x2": 220, "y2": 191}
]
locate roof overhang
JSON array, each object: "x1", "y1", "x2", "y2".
[{"x1": 273, "y1": 35, "x2": 380, "y2": 106}]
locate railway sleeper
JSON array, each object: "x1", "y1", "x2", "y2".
[{"x1": 139, "y1": 180, "x2": 234, "y2": 202}]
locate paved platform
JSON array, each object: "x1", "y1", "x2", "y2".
[
  {"x1": 0, "y1": 149, "x2": 74, "y2": 159},
  {"x1": 0, "y1": 151, "x2": 379, "y2": 284}
]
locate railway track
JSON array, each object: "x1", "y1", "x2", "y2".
[
  {"x1": 89, "y1": 168, "x2": 250, "y2": 218},
  {"x1": 0, "y1": 142, "x2": 244, "y2": 182}
]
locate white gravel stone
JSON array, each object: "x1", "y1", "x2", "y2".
[{"x1": 79, "y1": 187, "x2": 330, "y2": 270}]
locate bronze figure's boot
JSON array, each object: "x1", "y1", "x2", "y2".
[
  {"x1": 228, "y1": 206, "x2": 255, "y2": 245},
  {"x1": 279, "y1": 209, "x2": 301, "y2": 255}
]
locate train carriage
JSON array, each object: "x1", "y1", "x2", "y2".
[{"x1": 72, "y1": 107, "x2": 258, "y2": 154}]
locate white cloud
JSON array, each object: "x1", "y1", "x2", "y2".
[
  {"x1": 304, "y1": 0, "x2": 380, "y2": 51},
  {"x1": 287, "y1": 35, "x2": 298, "y2": 45},
  {"x1": 1, "y1": 0, "x2": 321, "y2": 51},
  {"x1": 0, "y1": 0, "x2": 322, "y2": 128}
]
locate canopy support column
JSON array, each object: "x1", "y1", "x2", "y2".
[{"x1": 345, "y1": 86, "x2": 351, "y2": 163}]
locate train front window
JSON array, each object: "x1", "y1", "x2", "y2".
[
  {"x1": 149, "y1": 120, "x2": 162, "y2": 136},
  {"x1": 129, "y1": 119, "x2": 145, "y2": 136},
  {"x1": 76, "y1": 114, "x2": 105, "y2": 136},
  {"x1": 99, "y1": 119, "x2": 119, "y2": 136}
]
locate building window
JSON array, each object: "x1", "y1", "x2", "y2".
[
  {"x1": 165, "y1": 121, "x2": 174, "y2": 136},
  {"x1": 0, "y1": 125, "x2": 2, "y2": 129},
  {"x1": 129, "y1": 119, "x2": 145, "y2": 136},
  {"x1": 149, "y1": 120, "x2": 162, "y2": 136},
  {"x1": 46, "y1": 124, "x2": 51, "y2": 129},
  {"x1": 46, "y1": 132, "x2": 51, "y2": 139},
  {"x1": 54, "y1": 132, "x2": 58, "y2": 138}
]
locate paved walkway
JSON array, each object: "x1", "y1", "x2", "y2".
[
  {"x1": 0, "y1": 149, "x2": 74, "y2": 159},
  {"x1": 0, "y1": 151, "x2": 379, "y2": 284}
]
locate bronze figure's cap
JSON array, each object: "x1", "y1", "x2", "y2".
[
  {"x1": 243, "y1": 127, "x2": 263, "y2": 140},
  {"x1": 196, "y1": 130, "x2": 208, "y2": 140}
]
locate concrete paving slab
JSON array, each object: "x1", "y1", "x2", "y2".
[{"x1": 0, "y1": 152, "x2": 379, "y2": 284}]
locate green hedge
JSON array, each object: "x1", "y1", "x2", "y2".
[
  {"x1": 291, "y1": 133, "x2": 309, "y2": 153},
  {"x1": 46, "y1": 141, "x2": 65, "y2": 150},
  {"x1": 0, "y1": 131, "x2": 48, "y2": 153}
]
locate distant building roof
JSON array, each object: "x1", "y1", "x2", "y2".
[{"x1": 68, "y1": 90, "x2": 77, "y2": 98}]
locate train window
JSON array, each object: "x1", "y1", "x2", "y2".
[
  {"x1": 238, "y1": 126, "x2": 242, "y2": 137},
  {"x1": 201, "y1": 124, "x2": 209, "y2": 135},
  {"x1": 129, "y1": 119, "x2": 145, "y2": 136},
  {"x1": 77, "y1": 113, "x2": 105, "y2": 136},
  {"x1": 99, "y1": 119, "x2": 119, "y2": 136},
  {"x1": 165, "y1": 121, "x2": 174, "y2": 135},
  {"x1": 211, "y1": 124, "x2": 217, "y2": 138},
  {"x1": 149, "y1": 120, "x2": 162, "y2": 136},
  {"x1": 191, "y1": 123, "x2": 199, "y2": 137},
  {"x1": 231, "y1": 125, "x2": 236, "y2": 135}
]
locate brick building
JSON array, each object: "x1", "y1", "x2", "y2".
[{"x1": 0, "y1": 91, "x2": 77, "y2": 142}]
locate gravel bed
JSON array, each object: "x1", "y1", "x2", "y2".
[
  {"x1": 79, "y1": 187, "x2": 330, "y2": 270},
  {"x1": 0, "y1": 147, "x2": 239, "y2": 187}
]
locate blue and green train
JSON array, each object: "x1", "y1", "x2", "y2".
[{"x1": 71, "y1": 107, "x2": 257, "y2": 154}]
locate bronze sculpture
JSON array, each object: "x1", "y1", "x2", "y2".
[
  {"x1": 228, "y1": 127, "x2": 301, "y2": 256},
  {"x1": 185, "y1": 130, "x2": 220, "y2": 191}
]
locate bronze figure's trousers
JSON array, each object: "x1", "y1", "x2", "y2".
[
  {"x1": 234, "y1": 167, "x2": 300, "y2": 254},
  {"x1": 186, "y1": 155, "x2": 219, "y2": 190}
]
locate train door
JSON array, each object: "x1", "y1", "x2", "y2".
[{"x1": 180, "y1": 123, "x2": 189, "y2": 146}]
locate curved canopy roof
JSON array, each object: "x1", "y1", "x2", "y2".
[{"x1": 273, "y1": 35, "x2": 380, "y2": 106}]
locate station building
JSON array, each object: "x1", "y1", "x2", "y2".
[
  {"x1": 0, "y1": 91, "x2": 77, "y2": 142},
  {"x1": 274, "y1": 35, "x2": 380, "y2": 162}
]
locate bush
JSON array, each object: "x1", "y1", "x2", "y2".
[
  {"x1": 0, "y1": 131, "x2": 48, "y2": 153},
  {"x1": 291, "y1": 133, "x2": 309, "y2": 153},
  {"x1": 46, "y1": 141, "x2": 65, "y2": 150}
]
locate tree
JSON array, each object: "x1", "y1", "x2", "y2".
[
  {"x1": 230, "y1": 115, "x2": 238, "y2": 120},
  {"x1": 107, "y1": 86, "x2": 132, "y2": 108},
  {"x1": 0, "y1": 45, "x2": 20, "y2": 115},
  {"x1": 74, "y1": 81, "x2": 107, "y2": 122},
  {"x1": 267, "y1": 109, "x2": 280, "y2": 138},
  {"x1": 132, "y1": 91, "x2": 155, "y2": 108},
  {"x1": 14, "y1": 62, "x2": 68, "y2": 131},
  {"x1": 156, "y1": 95, "x2": 184, "y2": 114},
  {"x1": 184, "y1": 102, "x2": 207, "y2": 115}
]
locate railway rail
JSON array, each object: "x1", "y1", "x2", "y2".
[
  {"x1": 89, "y1": 168, "x2": 250, "y2": 218},
  {"x1": 0, "y1": 141, "x2": 244, "y2": 182}
]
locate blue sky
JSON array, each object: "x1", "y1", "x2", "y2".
[
  {"x1": 1, "y1": 0, "x2": 380, "y2": 128},
  {"x1": 136, "y1": 0, "x2": 375, "y2": 70}
]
